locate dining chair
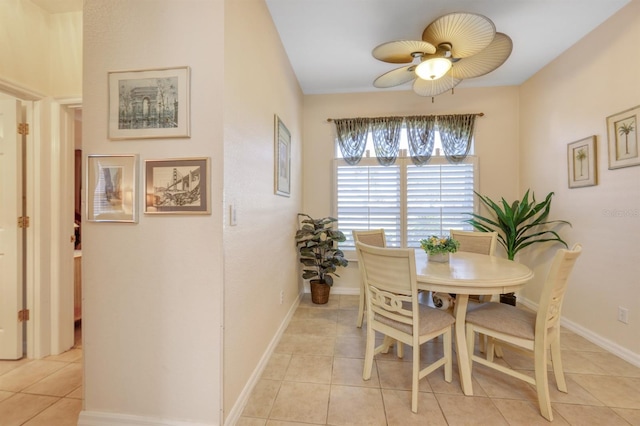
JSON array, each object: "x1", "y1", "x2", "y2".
[
  {"x1": 450, "y1": 229, "x2": 498, "y2": 257},
  {"x1": 352, "y1": 229, "x2": 387, "y2": 328},
  {"x1": 465, "y1": 243, "x2": 582, "y2": 421},
  {"x1": 450, "y1": 229, "x2": 498, "y2": 302},
  {"x1": 356, "y1": 241, "x2": 455, "y2": 413}
]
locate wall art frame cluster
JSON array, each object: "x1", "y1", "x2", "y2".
[
  {"x1": 567, "y1": 136, "x2": 597, "y2": 189},
  {"x1": 108, "y1": 66, "x2": 191, "y2": 140},
  {"x1": 607, "y1": 105, "x2": 639, "y2": 170},
  {"x1": 90, "y1": 65, "x2": 211, "y2": 222}
]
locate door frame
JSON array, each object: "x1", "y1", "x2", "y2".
[{"x1": 50, "y1": 98, "x2": 80, "y2": 355}]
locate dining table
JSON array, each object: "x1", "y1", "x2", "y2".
[{"x1": 414, "y1": 250, "x2": 534, "y2": 396}]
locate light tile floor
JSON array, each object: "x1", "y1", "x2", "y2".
[
  {"x1": 3, "y1": 298, "x2": 640, "y2": 426},
  {"x1": 0, "y1": 323, "x2": 82, "y2": 426},
  {"x1": 239, "y1": 294, "x2": 640, "y2": 425}
]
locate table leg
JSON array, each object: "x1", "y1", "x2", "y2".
[{"x1": 453, "y1": 294, "x2": 473, "y2": 395}]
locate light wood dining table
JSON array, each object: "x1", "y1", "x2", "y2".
[{"x1": 414, "y1": 250, "x2": 534, "y2": 396}]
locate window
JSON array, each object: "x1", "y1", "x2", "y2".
[{"x1": 335, "y1": 130, "x2": 477, "y2": 250}]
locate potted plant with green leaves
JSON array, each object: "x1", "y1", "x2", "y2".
[
  {"x1": 295, "y1": 213, "x2": 349, "y2": 304},
  {"x1": 465, "y1": 190, "x2": 571, "y2": 305},
  {"x1": 420, "y1": 235, "x2": 460, "y2": 263}
]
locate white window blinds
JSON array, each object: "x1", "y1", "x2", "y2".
[{"x1": 336, "y1": 156, "x2": 477, "y2": 250}]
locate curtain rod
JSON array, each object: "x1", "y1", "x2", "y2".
[{"x1": 326, "y1": 112, "x2": 484, "y2": 122}]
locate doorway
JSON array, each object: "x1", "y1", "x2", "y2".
[{"x1": 0, "y1": 88, "x2": 79, "y2": 360}]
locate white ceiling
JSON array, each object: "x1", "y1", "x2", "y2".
[
  {"x1": 30, "y1": 0, "x2": 631, "y2": 96},
  {"x1": 265, "y1": 0, "x2": 631, "y2": 95}
]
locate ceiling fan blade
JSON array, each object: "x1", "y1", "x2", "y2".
[
  {"x1": 422, "y1": 12, "x2": 495, "y2": 58},
  {"x1": 413, "y1": 76, "x2": 462, "y2": 97},
  {"x1": 372, "y1": 40, "x2": 436, "y2": 64},
  {"x1": 449, "y1": 33, "x2": 513, "y2": 79},
  {"x1": 373, "y1": 65, "x2": 416, "y2": 88}
]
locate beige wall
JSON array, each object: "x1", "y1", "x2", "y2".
[
  {"x1": 49, "y1": 10, "x2": 83, "y2": 98},
  {"x1": 223, "y1": 0, "x2": 303, "y2": 420},
  {"x1": 302, "y1": 87, "x2": 521, "y2": 291},
  {"x1": 82, "y1": 1, "x2": 224, "y2": 423},
  {"x1": 0, "y1": 0, "x2": 81, "y2": 97},
  {"x1": 519, "y1": 0, "x2": 640, "y2": 357}
]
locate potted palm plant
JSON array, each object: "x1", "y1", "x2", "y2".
[
  {"x1": 465, "y1": 190, "x2": 571, "y2": 305},
  {"x1": 295, "y1": 213, "x2": 348, "y2": 304}
]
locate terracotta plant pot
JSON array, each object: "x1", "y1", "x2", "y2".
[{"x1": 310, "y1": 280, "x2": 330, "y2": 304}]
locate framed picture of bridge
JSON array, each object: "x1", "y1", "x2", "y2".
[
  {"x1": 108, "y1": 66, "x2": 190, "y2": 140},
  {"x1": 86, "y1": 154, "x2": 138, "y2": 223},
  {"x1": 144, "y1": 157, "x2": 210, "y2": 214}
]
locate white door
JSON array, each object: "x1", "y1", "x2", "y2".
[{"x1": 0, "y1": 97, "x2": 23, "y2": 360}]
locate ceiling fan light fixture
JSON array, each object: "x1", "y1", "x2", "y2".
[{"x1": 415, "y1": 57, "x2": 451, "y2": 80}]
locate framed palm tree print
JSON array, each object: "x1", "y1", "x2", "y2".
[
  {"x1": 607, "y1": 105, "x2": 639, "y2": 170},
  {"x1": 567, "y1": 136, "x2": 597, "y2": 188}
]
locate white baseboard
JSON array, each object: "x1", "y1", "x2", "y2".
[
  {"x1": 301, "y1": 284, "x2": 359, "y2": 296},
  {"x1": 78, "y1": 411, "x2": 215, "y2": 426},
  {"x1": 325, "y1": 287, "x2": 359, "y2": 295},
  {"x1": 519, "y1": 297, "x2": 640, "y2": 368},
  {"x1": 223, "y1": 294, "x2": 302, "y2": 426}
]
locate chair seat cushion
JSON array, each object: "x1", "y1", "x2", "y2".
[
  {"x1": 375, "y1": 303, "x2": 454, "y2": 335},
  {"x1": 465, "y1": 302, "x2": 536, "y2": 340}
]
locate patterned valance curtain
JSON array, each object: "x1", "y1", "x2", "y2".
[
  {"x1": 405, "y1": 115, "x2": 438, "y2": 166},
  {"x1": 370, "y1": 117, "x2": 403, "y2": 166},
  {"x1": 438, "y1": 114, "x2": 476, "y2": 163},
  {"x1": 333, "y1": 118, "x2": 370, "y2": 165},
  {"x1": 333, "y1": 114, "x2": 477, "y2": 166}
]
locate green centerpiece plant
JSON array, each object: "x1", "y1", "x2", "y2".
[{"x1": 420, "y1": 235, "x2": 460, "y2": 260}]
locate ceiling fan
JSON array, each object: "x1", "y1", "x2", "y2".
[{"x1": 372, "y1": 12, "x2": 513, "y2": 99}]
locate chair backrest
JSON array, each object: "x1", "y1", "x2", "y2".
[
  {"x1": 450, "y1": 229, "x2": 497, "y2": 256},
  {"x1": 536, "y1": 243, "x2": 582, "y2": 333},
  {"x1": 355, "y1": 242, "x2": 417, "y2": 331},
  {"x1": 352, "y1": 229, "x2": 386, "y2": 248}
]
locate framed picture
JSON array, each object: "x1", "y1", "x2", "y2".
[
  {"x1": 86, "y1": 154, "x2": 138, "y2": 222},
  {"x1": 607, "y1": 105, "x2": 639, "y2": 169},
  {"x1": 144, "y1": 157, "x2": 210, "y2": 214},
  {"x1": 108, "y1": 66, "x2": 190, "y2": 140},
  {"x1": 274, "y1": 114, "x2": 291, "y2": 197},
  {"x1": 567, "y1": 136, "x2": 597, "y2": 188}
]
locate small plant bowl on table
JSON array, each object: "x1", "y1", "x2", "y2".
[{"x1": 420, "y1": 235, "x2": 460, "y2": 263}]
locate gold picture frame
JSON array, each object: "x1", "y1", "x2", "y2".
[
  {"x1": 567, "y1": 136, "x2": 597, "y2": 188},
  {"x1": 86, "y1": 154, "x2": 138, "y2": 222},
  {"x1": 607, "y1": 105, "x2": 639, "y2": 169},
  {"x1": 144, "y1": 157, "x2": 210, "y2": 215}
]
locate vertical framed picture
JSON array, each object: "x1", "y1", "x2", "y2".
[
  {"x1": 607, "y1": 105, "x2": 639, "y2": 169},
  {"x1": 108, "y1": 66, "x2": 190, "y2": 140},
  {"x1": 144, "y1": 157, "x2": 210, "y2": 214},
  {"x1": 86, "y1": 154, "x2": 138, "y2": 222},
  {"x1": 567, "y1": 136, "x2": 597, "y2": 188},
  {"x1": 275, "y1": 114, "x2": 291, "y2": 197}
]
